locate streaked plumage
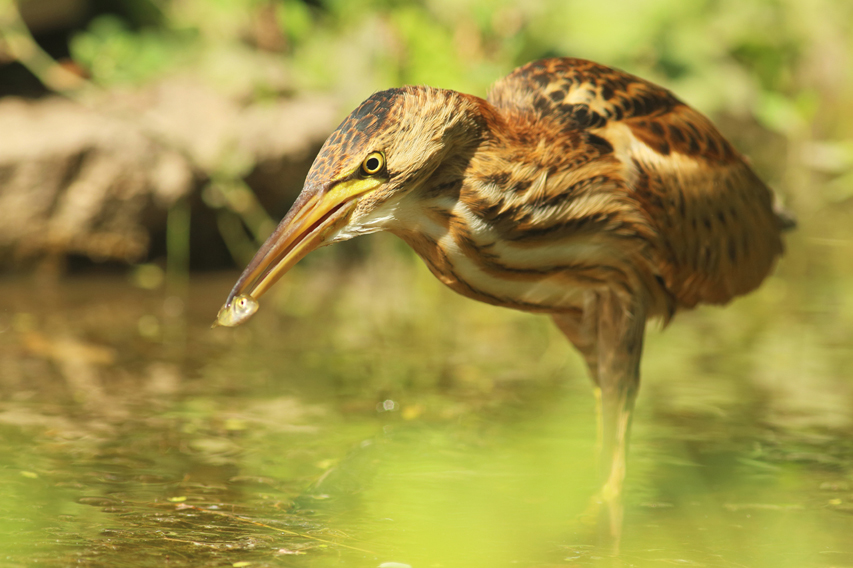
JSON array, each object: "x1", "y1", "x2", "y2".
[
  {"x1": 390, "y1": 59, "x2": 783, "y2": 321},
  {"x1": 216, "y1": 58, "x2": 790, "y2": 534}
]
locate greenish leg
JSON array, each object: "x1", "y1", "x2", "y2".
[{"x1": 553, "y1": 289, "x2": 645, "y2": 548}]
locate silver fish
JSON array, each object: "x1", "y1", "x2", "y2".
[{"x1": 213, "y1": 294, "x2": 259, "y2": 327}]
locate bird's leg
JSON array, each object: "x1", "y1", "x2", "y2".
[
  {"x1": 552, "y1": 292, "x2": 600, "y2": 384},
  {"x1": 593, "y1": 289, "x2": 644, "y2": 504},
  {"x1": 552, "y1": 289, "x2": 646, "y2": 544}
]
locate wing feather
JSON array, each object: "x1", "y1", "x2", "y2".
[{"x1": 487, "y1": 58, "x2": 785, "y2": 309}]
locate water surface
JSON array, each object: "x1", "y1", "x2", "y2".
[{"x1": 1, "y1": 239, "x2": 851, "y2": 567}]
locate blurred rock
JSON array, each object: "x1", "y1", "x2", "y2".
[{"x1": 0, "y1": 81, "x2": 338, "y2": 267}]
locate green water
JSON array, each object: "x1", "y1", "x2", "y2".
[{"x1": 1, "y1": 234, "x2": 852, "y2": 567}]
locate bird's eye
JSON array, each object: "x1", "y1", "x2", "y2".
[{"x1": 361, "y1": 152, "x2": 385, "y2": 176}]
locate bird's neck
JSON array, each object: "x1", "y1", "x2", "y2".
[
  {"x1": 385, "y1": 99, "x2": 590, "y2": 313},
  {"x1": 388, "y1": 97, "x2": 663, "y2": 316}
]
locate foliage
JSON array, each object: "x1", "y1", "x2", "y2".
[
  {"x1": 66, "y1": 0, "x2": 850, "y2": 106},
  {"x1": 70, "y1": 14, "x2": 194, "y2": 84},
  {"x1": 64, "y1": 0, "x2": 853, "y2": 196}
]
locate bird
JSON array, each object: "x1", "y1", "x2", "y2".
[{"x1": 215, "y1": 57, "x2": 790, "y2": 536}]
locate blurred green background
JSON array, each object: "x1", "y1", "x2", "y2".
[
  {"x1": 1, "y1": 0, "x2": 851, "y2": 274},
  {"x1": 2, "y1": 0, "x2": 852, "y2": 270},
  {"x1": 1, "y1": 1, "x2": 852, "y2": 567}
]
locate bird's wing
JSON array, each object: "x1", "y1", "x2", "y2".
[{"x1": 487, "y1": 58, "x2": 785, "y2": 310}]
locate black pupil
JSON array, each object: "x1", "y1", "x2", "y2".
[{"x1": 365, "y1": 157, "x2": 380, "y2": 172}]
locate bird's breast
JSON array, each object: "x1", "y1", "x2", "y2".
[{"x1": 390, "y1": 199, "x2": 614, "y2": 314}]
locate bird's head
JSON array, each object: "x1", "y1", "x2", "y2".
[{"x1": 215, "y1": 86, "x2": 491, "y2": 327}]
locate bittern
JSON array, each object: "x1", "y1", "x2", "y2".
[{"x1": 216, "y1": 58, "x2": 789, "y2": 525}]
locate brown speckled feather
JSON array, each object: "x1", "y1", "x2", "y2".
[
  {"x1": 218, "y1": 57, "x2": 792, "y2": 513},
  {"x1": 223, "y1": 59, "x2": 787, "y2": 325},
  {"x1": 485, "y1": 58, "x2": 784, "y2": 312}
]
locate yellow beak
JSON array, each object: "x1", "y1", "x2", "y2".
[{"x1": 214, "y1": 177, "x2": 383, "y2": 327}]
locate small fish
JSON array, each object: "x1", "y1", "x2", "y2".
[{"x1": 213, "y1": 294, "x2": 259, "y2": 327}]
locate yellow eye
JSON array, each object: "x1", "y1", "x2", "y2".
[{"x1": 361, "y1": 152, "x2": 385, "y2": 176}]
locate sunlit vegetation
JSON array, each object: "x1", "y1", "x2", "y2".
[{"x1": 1, "y1": 0, "x2": 852, "y2": 566}]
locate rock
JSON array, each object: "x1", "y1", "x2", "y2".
[{"x1": 0, "y1": 80, "x2": 339, "y2": 267}]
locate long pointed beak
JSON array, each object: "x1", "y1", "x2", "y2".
[{"x1": 214, "y1": 177, "x2": 381, "y2": 327}]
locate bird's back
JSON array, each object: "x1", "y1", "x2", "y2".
[{"x1": 486, "y1": 58, "x2": 787, "y2": 314}]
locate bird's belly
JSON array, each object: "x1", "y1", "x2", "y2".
[
  {"x1": 450, "y1": 253, "x2": 592, "y2": 313},
  {"x1": 397, "y1": 229, "x2": 593, "y2": 314}
]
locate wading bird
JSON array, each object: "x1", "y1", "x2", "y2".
[{"x1": 215, "y1": 58, "x2": 789, "y2": 535}]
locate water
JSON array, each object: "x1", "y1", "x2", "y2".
[{"x1": 0, "y1": 236, "x2": 851, "y2": 567}]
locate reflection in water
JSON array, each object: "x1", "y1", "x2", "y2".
[{"x1": 0, "y1": 245, "x2": 851, "y2": 566}]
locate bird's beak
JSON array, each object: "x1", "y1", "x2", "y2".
[{"x1": 214, "y1": 177, "x2": 383, "y2": 327}]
